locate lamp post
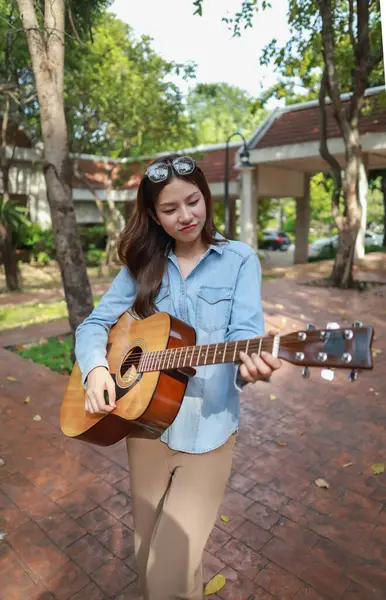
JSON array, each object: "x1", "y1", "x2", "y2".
[{"x1": 224, "y1": 132, "x2": 253, "y2": 239}]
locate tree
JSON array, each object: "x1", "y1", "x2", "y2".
[
  {"x1": 0, "y1": 0, "x2": 37, "y2": 290},
  {"x1": 66, "y1": 14, "x2": 197, "y2": 158},
  {"x1": 14, "y1": 0, "x2": 110, "y2": 332},
  {"x1": 186, "y1": 82, "x2": 267, "y2": 145},
  {"x1": 194, "y1": 0, "x2": 383, "y2": 287}
]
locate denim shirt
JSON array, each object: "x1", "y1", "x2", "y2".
[{"x1": 75, "y1": 236, "x2": 265, "y2": 453}]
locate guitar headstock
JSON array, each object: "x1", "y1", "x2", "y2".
[{"x1": 279, "y1": 322, "x2": 374, "y2": 381}]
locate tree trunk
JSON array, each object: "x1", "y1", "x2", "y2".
[
  {"x1": 2, "y1": 225, "x2": 19, "y2": 291},
  {"x1": 330, "y1": 138, "x2": 362, "y2": 287},
  {"x1": 17, "y1": 0, "x2": 94, "y2": 332},
  {"x1": 1, "y1": 96, "x2": 21, "y2": 291},
  {"x1": 382, "y1": 175, "x2": 386, "y2": 248}
]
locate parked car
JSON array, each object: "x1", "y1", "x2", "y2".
[
  {"x1": 309, "y1": 230, "x2": 383, "y2": 260},
  {"x1": 260, "y1": 230, "x2": 291, "y2": 251}
]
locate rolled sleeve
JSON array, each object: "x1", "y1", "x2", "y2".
[
  {"x1": 75, "y1": 266, "x2": 136, "y2": 386},
  {"x1": 225, "y1": 252, "x2": 265, "y2": 391}
]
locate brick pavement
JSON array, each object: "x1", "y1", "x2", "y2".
[{"x1": 0, "y1": 278, "x2": 386, "y2": 599}]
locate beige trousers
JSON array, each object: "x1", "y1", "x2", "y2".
[{"x1": 126, "y1": 433, "x2": 235, "y2": 600}]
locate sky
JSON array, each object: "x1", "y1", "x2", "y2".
[{"x1": 109, "y1": 0, "x2": 290, "y2": 101}]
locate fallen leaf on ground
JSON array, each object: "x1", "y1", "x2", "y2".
[
  {"x1": 269, "y1": 394, "x2": 277, "y2": 401},
  {"x1": 276, "y1": 440, "x2": 288, "y2": 447},
  {"x1": 315, "y1": 478, "x2": 330, "y2": 489},
  {"x1": 0, "y1": 458, "x2": 5, "y2": 467},
  {"x1": 343, "y1": 462, "x2": 353, "y2": 468},
  {"x1": 24, "y1": 396, "x2": 31, "y2": 404},
  {"x1": 220, "y1": 515, "x2": 230, "y2": 522},
  {"x1": 204, "y1": 574, "x2": 226, "y2": 595},
  {"x1": 372, "y1": 348, "x2": 382, "y2": 357},
  {"x1": 372, "y1": 463, "x2": 385, "y2": 476},
  {"x1": 33, "y1": 415, "x2": 42, "y2": 422},
  {"x1": 0, "y1": 531, "x2": 7, "y2": 540},
  {"x1": 6, "y1": 376, "x2": 17, "y2": 382},
  {"x1": 275, "y1": 303, "x2": 284, "y2": 310}
]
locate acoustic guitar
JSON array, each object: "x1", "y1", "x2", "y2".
[{"x1": 60, "y1": 311, "x2": 374, "y2": 447}]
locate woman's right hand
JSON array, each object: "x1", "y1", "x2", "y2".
[{"x1": 85, "y1": 366, "x2": 116, "y2": 414}]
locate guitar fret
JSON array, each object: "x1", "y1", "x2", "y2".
[
  {"x1": 183, "y1": 347, "x2": 188, "y2": 367},
  {"x1": 189, "y1": 347, "x2": 194, "y2": 367},
  {"x1": 233, "y1": 341, "x2": 237, "y2": 362},
  {"x1": 213, "y1": 343, "x2": 218, "y2": 364},
  {"x1": 196, "y1": 346, "x2": 202, "y2": 366},
  {"x1": 258, "y1": 337, "x2": 263, "y2": 356},
  {"x1": 205, "y1": 345, "x2": 209, "y2": 364},
  {"x1": 223, "y1": 342, "x2": 227, "y2": 363},
  {"x1": 246, "y1": 339, "x2": 250, "y2": 355}
]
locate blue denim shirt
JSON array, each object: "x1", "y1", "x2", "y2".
[{"x1": 75, "y1": 236, "x2": 265, "y2": 453}]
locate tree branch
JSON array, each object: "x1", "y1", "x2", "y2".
[
  {"x1": 318, "y1": 72, "x2": 342, "y2": 220},
  {"x1": 67, "y1": 5, "x2": 82, "y2": 44},
  {"x1": 318, "y1": 0, "x2": 348, "y2": 141},
  {"x1": 348, "y1": 0, "x2": 357, "y2": 53},
  {"x1": 349, "y1": 0, "x2": 370, "y2": 125}
]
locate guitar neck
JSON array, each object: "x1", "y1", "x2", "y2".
[{"x1": 138, "y1": 335, "x2": 280, "y2": 373}]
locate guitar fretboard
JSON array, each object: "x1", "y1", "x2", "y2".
[{"x1": 136, "y1": 336, "x2": 279, "y2": 372}]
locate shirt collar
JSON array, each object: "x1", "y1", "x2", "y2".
[{"x1": 167, "y1": 231, "x2": 226, "y2": 258}]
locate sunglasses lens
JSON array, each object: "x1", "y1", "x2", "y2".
[
  {"x1": 172, "y1": 156, "x2": 195, "y2": 175},
  {"x1": 147, "y1": 163, "x2": 169, "y2": 182}
]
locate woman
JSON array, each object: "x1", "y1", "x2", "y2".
[{"x1": 75, "y1": 154, "x2": 281, "y2": 599}]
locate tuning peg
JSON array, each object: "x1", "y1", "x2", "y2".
[
  {"x1": 326, "y1": 322, "x2": 340, "y2": 330},
  {"x1": 302, "y1": 366, "x2": 310, "y2": 379},
  {"x1": 306, "y1": 324, "x2": 316, "y2": 331},
  {"x1": 321, "y1": 368, "x2": 335, "y2": 381},
  {"x1": 352, "y1": 321, "x2": 363, "y2": 328},
  {"x1": 348, "y1": 369, "x2": 359, "y2": 382}
]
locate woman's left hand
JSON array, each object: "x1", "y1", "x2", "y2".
[{"x1": 239, "y1": 329, "x2": 282, "y2": 384}]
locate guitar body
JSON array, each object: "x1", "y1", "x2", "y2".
[{"x1": 60, "y1": 312, "x2": 196, "y2": 446}]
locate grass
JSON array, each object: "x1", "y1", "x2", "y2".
[
  {"x1": 0, "y1": 296, "x2": 102, "y2": 331},
  {"x1": 14, "y1": 335, "x2": 73, "y2": 375}
]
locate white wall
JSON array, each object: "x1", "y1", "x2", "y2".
[{"x1": 257, "y1": 165, "x2": 305, "y2": 198}]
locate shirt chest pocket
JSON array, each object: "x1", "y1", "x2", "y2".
[{"x1": 196, "y1": 286, "x2": 233, "y2": 332}]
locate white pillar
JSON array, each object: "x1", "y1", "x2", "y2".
[
  {"x1": 240, "y1": 167, "x2": 257, "y2": 250},
  {"x1": 355, "y1": 157, "x2": 369, "y2": 261},
  {"x1": 294, "y1": 174, "x2": 310, "y2": 264}
]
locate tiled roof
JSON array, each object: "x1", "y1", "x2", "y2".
[
  {"x1": 71, "y1": 146, "x2": 240, "y2": 190},
  {"x1": 254, "y1": 96, "x2": 386, "y2": 149},
  {"x1": 1, "y1": 121, "x2": 32, "y2": 148}
]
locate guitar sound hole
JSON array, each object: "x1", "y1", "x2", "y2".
[{"x1": 120, "y1": 346, "x2": 143, "y2": 385}]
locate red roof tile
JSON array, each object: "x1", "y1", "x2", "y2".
[
  {"x1": 1, "y1": 121, "x2": 32, "y2": 148},
  {"x1": 254, "y1": 97, "x2": 386, "y2": 149},
  {"x1": 71, "y1": 146, "x2": 240, "y2": 190}
]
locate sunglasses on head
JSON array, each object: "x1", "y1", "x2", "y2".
[{"x1": 145, "y1": 156, "x2": 196, "y2": 183}]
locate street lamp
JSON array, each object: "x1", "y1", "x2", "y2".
[{"x1": 224, "y1": 132, "x2": 253, "y2": 239}]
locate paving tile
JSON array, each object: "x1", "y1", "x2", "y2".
[
  {"x1": 55, "y1": 489, "x2": 98, "y2": 519},
  {"x1": 78, "y1": 506, "x2": 117, "y2": 535},
  {"x1": 102, "y1": 492, "x2": 132, "y2": 519},
  {"x1": 216, "y1": 538, "x2": 268, "y2": 580},
  {"x1": 42, "y1": 560, "x2": 90, "y2": 600},
  {"x1": 66, "y1": 534, "x2": 115, "y2": 574},
  {"x1": 255, "y1": 562, "x2": 306, "y2": 599},
  {"x1": 300, "y1": 559, "x2": 351, "y2": 599},
  {"x1": 97, "y1": 522, "x2": 134, "y2": 559},
  {"x1": 90, "y1": 557, "x2": 137, "y2": 596},
  {"x1": 217, "y1": 565, "x2": 257, "y2": 599},
  {"x1": 7, "y1": 520, "x2": 70, "y2": 580},
  {"x1": 231, "y1": 519, "x2": 272, "y2": 553}
]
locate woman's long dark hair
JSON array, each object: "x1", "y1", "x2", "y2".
[{"x1": 117, "y1": 154, "x2": 221, "y2": 318}]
